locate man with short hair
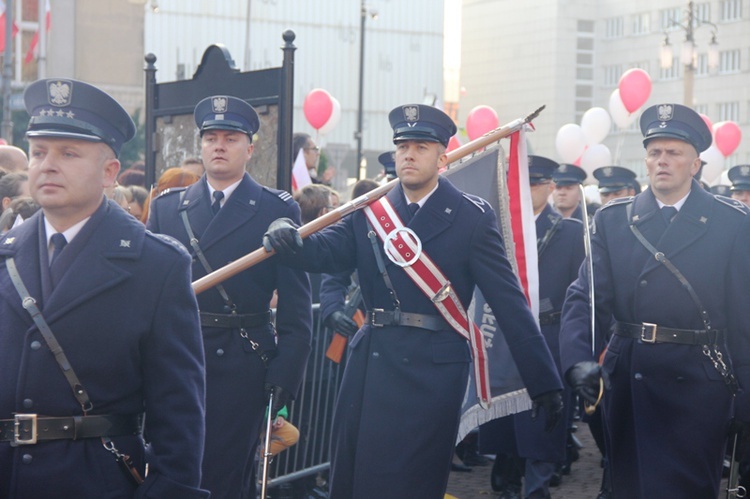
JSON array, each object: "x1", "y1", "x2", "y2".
[
  {"x1": 148, "y1": 95, "x2": 312, "y2": 499},
  {"x1": 0, "y1": 144, "x2": 29, "y2": 171},
  {"x1": 728, "y1": 164, "x2": 750, "y2": 208},
  {"x1": 593, "y1": 166, "x2": 639, "y2": 205},
  {"x1": 561, "y1": 103, "x2": 750, "y2": 497},
  {"x1": 264, "y1": 104, "x2": 563, "y2": 498},
  {"x1": 0, "y1": 78, "x2": 208, "y2": 498},
  {"x1": 552, "y1": 164, "x2": 586, "y2": 220}
]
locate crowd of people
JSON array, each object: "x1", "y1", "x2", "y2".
[{"x1": 2, "y1": 77, "x2": 750, "y2": 499}]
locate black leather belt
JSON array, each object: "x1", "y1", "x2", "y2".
[
  {"x1": 200, "y1": 311, "x2": 271, "y2": 329},
  {"x1": 614, "y1": 321, "x2": 725, "y2": 345},
  {"x1": 367, "y1": 309, "x2": 450, "y2": 332},
  {"x1": 0, "y1": 413, "x2": 143, "y2": 446},
  {"x1": 539, "y1": 311, "x2": 561, "y2": 326}
]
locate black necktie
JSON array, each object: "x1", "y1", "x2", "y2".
[
  {"x1": 50, "y1": 233, "x2": 67, "y2": 268},
  {"x1": 407, "y1": 203, "x2": 420, "y2": 219},
  {"x1": 661, "y1": 206, "x2": 678, "y2": 224},
  {"x1": 212, "y1": 191, "x2": 224, "y2": 215}
]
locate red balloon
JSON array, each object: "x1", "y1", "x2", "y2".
[
  {"x1": 466, "y1": 105, "x2": 499, "y2": 141},
  {"x1": 303, "y1": 89, "x2": 334, "y2": 130},
  {"x1": 713, "y1": 121, "x2": 742, "y2": 158},
  {"x1": 618, "y1": 69, "x2": 652, "y2": 113},
  {"x1": 446, "y1": 135, "x2": 461, "y2": 153}
]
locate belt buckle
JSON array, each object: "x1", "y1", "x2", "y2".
[
  {"x1": 12, "y1": 414, "x2": 38, "y2": 446},
  {"x1": 370, "y1": 309, "x2": 385, "y2": 327},
  {"x1": 641, "y1": 323, "x2": 658, "y2": 343}
]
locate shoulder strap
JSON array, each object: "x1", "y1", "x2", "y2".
[
  {"x1": 625, "y1": 203, "x2": 711, "y2": 330},
  {"x1": 537, "y1": 213, "x2": 562, "y2": 257},
  {"x1": 179, "y1": 198, "x2": 237, "y2": 312},
  {"x1": 5, "y1": 257, "x2": 93, "y2": 412},
  {"x1": 364, "y1": 197, "x2": 491, "y2": 408}
]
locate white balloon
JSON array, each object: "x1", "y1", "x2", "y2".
[
  {"x1": 609, "y1": 89, "x2": 638, "y2": 129},
  {"x1": 318, "y1": 97, "x2": 341, "y2": 135},
  {"x1": 581, "y1": 107, "x2": 612, "y2": 145},
  {"x1": 555, "y1": 124, "x2": 587, "y2": 163},
  {"x1": 580, "y1": 144, "x2": 612, "y2": 177},
  {"x1": 699, "y1": 145, "x2": 725, "y2": 184}
]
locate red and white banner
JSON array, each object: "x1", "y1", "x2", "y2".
[
  {"x1": 25, "y1": 0, "x2": 50, "y2": 64},
  {"x1": 0, "y1": 0, "x2": 19, "y2": 53},
  {"x1": 291, "y1": 148, "x2": 311, "y2": 193},
  {"x1": 506, "y1": 127, "x2": 539, "y2": 321}
]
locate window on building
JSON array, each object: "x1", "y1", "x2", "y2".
[
  {"x1": 660, "y1": 7, "x2": 682, "y2": 30},
  {"x1": 695, "y1": 54, "x2": 709, "y2": 76},
  {"x1": 578, "y1": 20, "x2": 595, "y2": 33},
  {"x1": 577, "y1": 67, "x2": 594, "y2": 80},
  {"x1": 659, "y1": 58, "x2": 680, "y2": 80},
  {"x1": 576, "y1": 84, "x2": 593, "y2": 99},
  {"x1": 694, "y1": 3, "x2": 712, "y2": 24},
  {"x1": 694, "y1": 104, "x2": 709, "y2": 117},
  {"x1": 719, "y1": 49, "x2": 741, "y2": 74},
  {"x1": 718, "y1": 102, "x2": 740, "y2": 122},
  {"x1": 720, "y1": 0, "x2": 742, "y2": 21},
  {"x1": 577, "y1": 53, "x2": 593, "y2": 65},
  {"x1": 632, "y1": 12, "x2": 651, "y2": 35},
  {"x1": 577, "y1": 37, "x2": 594, "y2": 51},
  {"x1": 630, "y1": 61, "x2": 651, "y2": 72},
  {"x1": 605, "y1": 17, "x2": 624, "y2": 38},
  {"x1": 604, "y1": 65, "x2": 622, "y2": 86}
]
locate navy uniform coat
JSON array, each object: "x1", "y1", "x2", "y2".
[
  {"x1": 560, "y1": 182, "x2": 750, "y2": 498},
  {"x1": 0, "y1": 199, "x2": 207, "y2": 499},
  {"x1": 481, "y1": 204, "x2": 584, "y2": 463},
  {"x1": 148, "y1": 173, "x2": 311, "y2": 499},
  {"x1": 278, "y1": 177, "x2": 562, "y2": 499}
]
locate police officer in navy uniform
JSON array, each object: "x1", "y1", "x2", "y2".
[
  {"x1": 711, "y1": 184, "x2": 732, "y2": 197},
  {"x1": 0, "y1": 79, "x2": 208, "y2": 498},
  {"x1": 593, "y1": 166, "x2": 639, "y2": 206},
  {"x1": 378, "y1": 150, "x2": 397, "y2": 181},
  {"x1": 560, "y1": 103, "x2": 750, "y2": 498},
  {"x1": 148, "y1": 95, "x2": 312, "y2": 498},
  {"x1": 552, "y1": 163, "x2": 587, "y2": 221},
  {"x1": 263, "y1": 104, "x2": 564, "y2": 499},
  {"x1": 481, "y1": 155, "x2": 585, "y2": 498},
  {"x1": 728, "y1": 164, "x2": 750, "y2": 208}
]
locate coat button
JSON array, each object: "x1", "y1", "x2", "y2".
[
  {"x1": 639, "y1": 280, "x2": 647, "y2": 287},
  {"x1": 23, "y1": 399, "x2": 33, "y2": 409},
  {"x1": 634, "y1": 373, "x2": 643, "y2": 380},
  {"x1": 22, "y1": 454, "x2": 32, "y2": 464},
  {"x1": 372, "y1": 352, "x2": 379, "y2": 358},
  {"x1": 30, "y1": 341, "x2": 41, "y2": 350},
  {"x1": 216, "y1": 349, "x2": 225, "y2": 357}
]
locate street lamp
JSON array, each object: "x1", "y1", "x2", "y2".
[
  {"x1": 355, "y1": 2, "x2": 378, "y2": 180},
  {"x1": 659, "y1": 1, "x2": 719, "y2": 107}
]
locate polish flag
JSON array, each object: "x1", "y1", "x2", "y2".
[
  {"x1": 291, "y1": 148, "x2": 311, "y2": 193},
  {"x1": 24, "y1": 0, "x2": 50, "y2": 64},
  {"x1": 506, "y1": 126, "x2": 539, "y2": 321},
  {"x1": 0, "y1": 0, "x2": 19, "y2": 53}
]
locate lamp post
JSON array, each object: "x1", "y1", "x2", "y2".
[
  {"x1": 659, "y1": 1, "x2": 719, "y2": 107},
  {"x1": 355, "y1": 2, "x2": 377, "y2": 180}
]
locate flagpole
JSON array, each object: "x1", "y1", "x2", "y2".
[
  {"x1": 1, "y1": 0, "x2": 13, "y2": 142},
  {"x1": 192, "y1": 106, "x2": 546, "y2": 295},
  {"x1": 37, "y1": 0, "x2": 46, "y2": 79}
]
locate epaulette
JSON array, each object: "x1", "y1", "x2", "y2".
[
  {"x1": 462, "y1": 193, "x2": 488, "y2": 213},
  {"x1": 156, "y1": 187, "x2": 187, "y2": 198},
  {"x1": 146, "y1": 231, "x2": 190, "y2": 255},
  {"x1": 263, "y1": 186, "x2": 294, "y2": 205},
  {"x1": 600, "y1": 196, "x2": 633, "y2": 210},
  {"x1": 714, "y1": 194, "x2": 748, "y2": 214}
]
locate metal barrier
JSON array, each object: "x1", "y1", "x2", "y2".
[{"x1": 266, "y1": 303, "x2": 345, "y2": 492}]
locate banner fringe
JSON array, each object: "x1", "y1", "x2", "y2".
[{"x1": 455, "y1": 388, "x2": 532, "y2": 444}]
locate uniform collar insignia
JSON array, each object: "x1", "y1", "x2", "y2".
[
  {"x1": 120, "y1": 239, "x2": 131, "y2": 248},
  {"x1": 445, "y1": 207, "x2": 452, "y2": 214},
  {"x1": 249, "y1": 199, "x2": 256, "y2": 205},
  {"x1": 699, "y1": 216, "x2": 707, "y2": 223},
  {"x1": 632, "y1": 215, "x2": 640, "y2": 222},
  {"x1": 4, "y1": 237, "x2": 15, "y2": 244}
]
